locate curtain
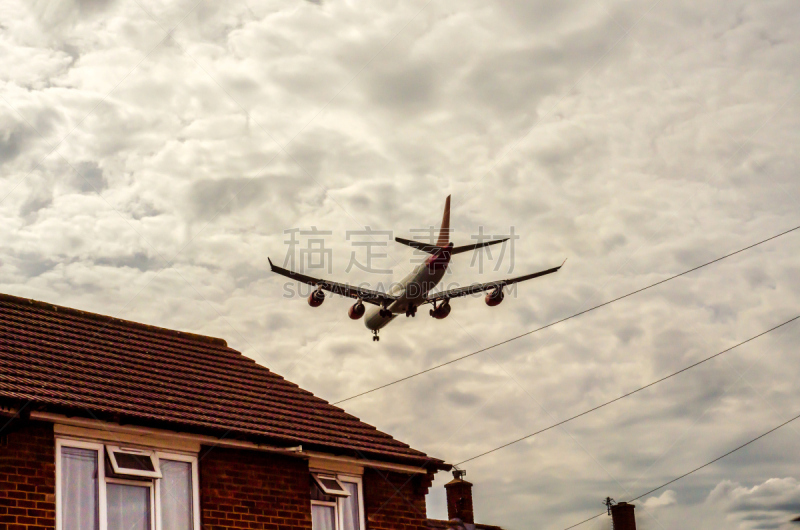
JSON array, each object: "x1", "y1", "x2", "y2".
[
  {"x1": 340, "y1": 481, "x2": 361, "y2": 530},
  {"x1": 160, "y1": 460, "x2": 193, "y2": 530},
  {"x1": 312, "y1": 504, "x2": 336, "y2": 530},
  {"x1": 61, "y1": 446, "x2": 99, "y2": 530},
  {"x1": 107, "y1": 483, "x2": 151, "y2": 530}
]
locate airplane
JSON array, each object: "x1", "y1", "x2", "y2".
[{"x1": 268, "y1": 196, "x2": 564, "y2": 341}]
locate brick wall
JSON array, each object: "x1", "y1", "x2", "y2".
[
  {"x1": 199, "y1": 446, "x2": 435, "y2": 530},
  {"x1": 0, "y1": 423, "x2": 440, "y2": 530},
  {"x1": 0, "y1": 420, "x2": 56, "y2": 529},
  {"x1": 363, "y1": 468, "x2": 430, "y2": 530},
  {"x1": 199, "y1": 445, "x2": 312, "y2": 530},
  {"x1": 0, "y1": 422, "x2": 441, "y2": 530}
]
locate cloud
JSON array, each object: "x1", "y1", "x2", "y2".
[
  {"x1": 1, "y1": 1, "x2": 799, "y2": 530},
  {"x1": 643, "y1": 490, "x2": 678, "y2": 509},
  {"x1": 19, "y1": 178, "x2": 53, "y2": 218},
  {"x1": 28, "y1": 0, "x2": 116, "y2": 28},
  {"x1": 707, "y1": 478, "x2": 800, "y2": 530},
  {"x1": 94, "y1": 252, "x2": 158, "y2": 272},
  {"x1": 186, "y1": 176, "x2": 268, "y2": 220},
  {"x1": 0, "y1": 123, "x2": 29, "y2": 164},
  {"x1": 71, "y1": 161, "x2": 106, "y2": 193},
  {"x1": 0, "y1": 111, "x2": 59, "y2": 166}
]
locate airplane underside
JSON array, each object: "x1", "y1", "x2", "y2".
[
  {"x1": 268, "y1": 195, "x2": 563, "y2": 342},
  {"x1": 364, "y1": 273, "x2": 445, "y2": 341}
]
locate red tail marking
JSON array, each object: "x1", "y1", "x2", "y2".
[{"x1": 436, "y1": 195, "x2": 451, "y2": 247}]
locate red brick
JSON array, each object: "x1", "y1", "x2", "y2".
[
  {"x1": 0, "y1": 422, "x2": 55, "y2": 529},
  {"x1": 200, "y1": 446, "x2": 312, "y2": 530}
]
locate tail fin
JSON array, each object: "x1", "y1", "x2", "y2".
[
  {"x1": 394, "y1": 196, "x2": 452, "y2": 254},
  {"x1": 436, "y1": 195, "x2": 451, "y2": 247}
]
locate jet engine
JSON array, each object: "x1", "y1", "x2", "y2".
[
  {"x1": 429, "y1": 301, "x2": 451, "y2": 319},
  {"x1": 348, "y1": 301, "x2": 365, "y2": 320},
  {"x1": 308, "y1": 289, "x2": 325, "y2": 307},
  {"x1": 485, "y1": 287, "x2": 504, "y2": 307}
]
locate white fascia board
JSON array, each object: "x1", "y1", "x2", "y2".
[
  {"x1": 32, "y1": 410, "x2": 442, "y2": 475},
  {"x1": 304, "y1": 451, "x2": 432, "y2": 475}
]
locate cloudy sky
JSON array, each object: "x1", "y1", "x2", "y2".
[{"x1": 2, "y1": 0, "x2": 800, "y2": 528}]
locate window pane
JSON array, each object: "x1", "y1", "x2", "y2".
[
  {"x1": 310, "y1": 480, "x2": 335, "y2": 503},
  {"x1": 340, "y1": 482, "x2": 360, "y2": 530},
  {"x1": 312, "y1": 504, "x2": 336, "y2": 530},
  {"x1": 113, "y1": 452, "x2": 155, "y2": 472},
  {"x1": 61, "y1": 447, "x2": 99, "y2": 530},
  {"x1": 107, "y1": 483, "x2": 151, "y2": 530},
  {"x1": 160, "y1": 460, "x2": 193, "y2": 530},
  {"x1": 318, "y1": 478, "x2": 344, "y2": 491},
  {"x1": 313, "y1": 474, "x2": 349, "y2": 496}
]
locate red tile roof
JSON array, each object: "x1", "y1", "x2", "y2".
[{"x1": 0, "y1": 293, "x2": 448, "y2": 470}]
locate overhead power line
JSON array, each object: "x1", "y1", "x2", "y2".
[
  {"x1": 564, "y1": 407, "x2": 800, "y2": 529},
  {"x1": 455, "y1": 315, "x2": 799, "y2": 466},
  {"x1": 334, "y1": 224, "x2": 800, "y2": 405}
]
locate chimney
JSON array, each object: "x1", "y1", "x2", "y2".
[
  {"x1": 610, "y1": 502, "x2": 637, "y2": 530},
  {"x1": 445, "y1": 470, "x2": 474, "y2": 524}
]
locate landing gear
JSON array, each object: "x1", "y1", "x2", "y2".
[
  {"x1": 372, "y1": 330, "x2": 380, "y2": 342},
  {"x1": 429, "y1": 300, "x2": 451, "y2": 319},
  {"x1": 405, "y1": 305, "x2": 417, "y2": 318},
  {"x1": 379, "y1": 308, "x2": 392, "y2": 318}
]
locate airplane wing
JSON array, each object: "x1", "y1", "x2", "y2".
[
  {"x1": 425, "y1": 260, "x2": 565, "y2": 304},
  {"x1": 268, "y1": 258, "x2": 398, "y2": 306}
]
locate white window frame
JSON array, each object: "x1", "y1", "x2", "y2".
[
  {"x1": 311, "y1": 500, "x2": 339, "y2": 530},
  {"x1": 154, "y1": 451, "x2": 201, "y2": 530},
  {"x1": 56, "y1": 438, "x2": 107, "y2": 530},
  {"x1": 107, "y1": 445, "x2": 161, "y2": 479},
  {"x1": 56, "y1": 438, "x2": 200, "y2": 530},
  {"x1": 105, "y1": 477, "x2": 156, "y2": 530},
  {"x1": 310, "y1": 473, "x2": 366, "y2": 530},
  {"x1": 312, "y1": 473, "x2": 351, "y2": 497},
  {"x1": 337, "y1": 475, "x2": 366, "y2": 530}
]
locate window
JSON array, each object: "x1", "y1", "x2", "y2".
[
  {"x1": 312, "y1": 473, "x2": 350, "y2": 497},
  {"x1": 60, "y1": 443, "x2": 100, "y2": 530},
  {"x1": 107, "y1": 480, "x2": 153, "y2": 530},
  {"x1": 107, "y1": 446, "x2": 161, "y2": 479},
  {"x1": 56, "y1": 439, "x2": 200, "y2": 530},
  {"x1": 159, "y1": 459, "x2": 194, "y2": 528},
  {"x1": 310, "y1": 474, "x2": 365, "y2": 530}
]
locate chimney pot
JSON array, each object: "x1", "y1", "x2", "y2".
[
  {"x1": 610, "y1": 502, "x2": 637, "y2": 530},
  {"x1": 444, "y1": 472, "x2": 474, "y2": 524}
]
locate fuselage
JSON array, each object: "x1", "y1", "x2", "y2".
[{"x1": 364, "y1": 244, "x2": 452, "y2": 331}]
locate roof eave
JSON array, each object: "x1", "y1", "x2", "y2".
[{"x1": 1, "y1": 399, "x2": 451, "y2": 472}]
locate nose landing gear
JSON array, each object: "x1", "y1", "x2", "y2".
[
  {"x1": 372, "y1": 330, "x2": 380, "y2": 342},
  {"x1": 405, "y1": 305, "x2": 417, "y2": 318}
]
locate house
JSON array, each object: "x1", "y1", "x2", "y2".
[{"x1": 0, "y1": 292, "x2": 502, "y2": 530}]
